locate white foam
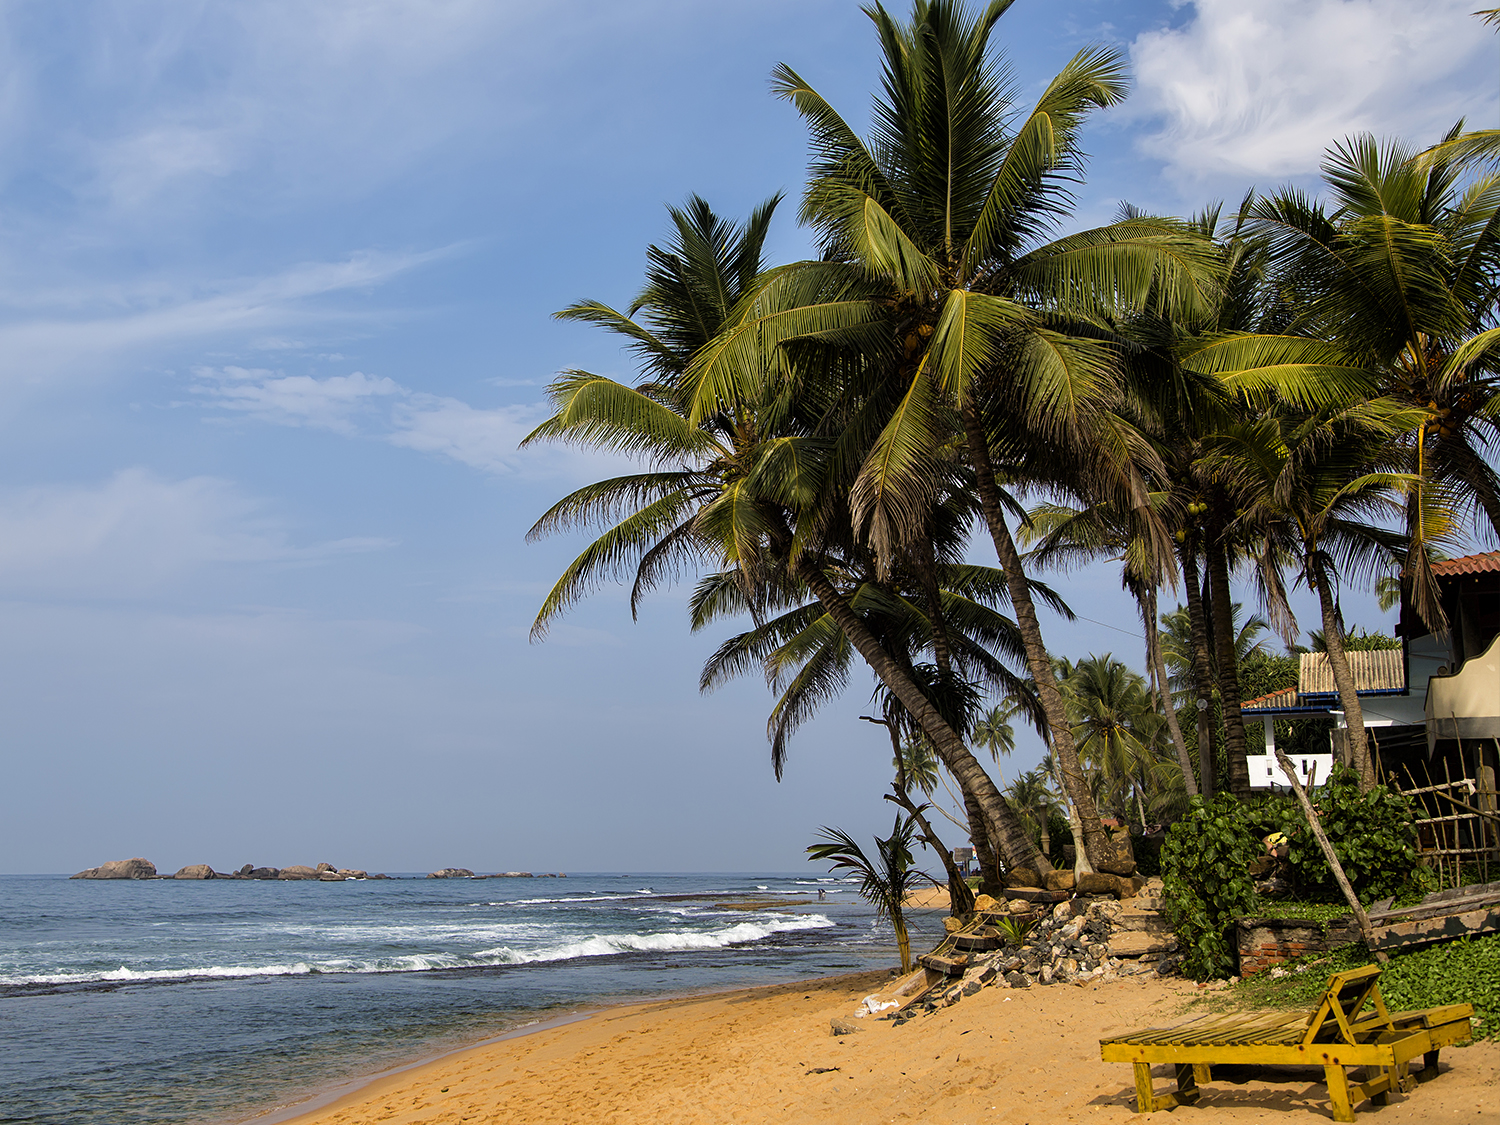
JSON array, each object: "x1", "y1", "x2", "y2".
[{"x1": 472, "y1": 913, "x2": 834, "y2": 964}]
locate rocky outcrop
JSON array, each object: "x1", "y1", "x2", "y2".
[
  {"x1": 428, "y1": 868, "x2": 475, "y2": 879},
  {"x1": 172, "y1": 864, "x2": 216, "y2": 879},
  {"x1": 71, "y1": 858, "x2": 156, "y2": 879},
  {"x1": 277, "y1": 865, "x2": 321, "y2": 880}
]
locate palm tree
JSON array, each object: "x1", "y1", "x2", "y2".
[
  {"x1": 809, "y1": 817, "x2": 924, "y2": 971},
  {"x1": 690, "y1": 0, "x2": 1221, "y2": 872},
  {"x1": 1061, "y1": 654, "x2": 1173, "y2": 827},
  {"x1": 1247, "y1": 133, "x2": 1500, "y2": 633},
  {"x1": 523, "y1": 195, "x2": 1050, "y2": 882},
  {"x1": 1212, "y1": 405, "x2": 1417, "y2": 788},
  {"x1": 1004, "y1": 768, "x2": 1059, "y2": 859}
]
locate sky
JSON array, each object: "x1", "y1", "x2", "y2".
[{"x1": 1, "y1": 0, "x2": 1494, "y2": 875}]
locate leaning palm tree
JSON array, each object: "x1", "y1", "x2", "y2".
[
  {"x1": 524, "y1": 193, "x2": 1049, "y2": 881},
  {"x1": 690, "y1": 0, "x2": 1222, "y2": 871},
  {"x1": 809, "y1": 816, "x2": 924, "y2": 971}
]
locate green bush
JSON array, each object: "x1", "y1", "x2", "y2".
[
  {"x1": 1160, "y1": 794, "x2": 1260, "y2": 981},
  {"x1": 1245, "y1": 766, "x2": 1419, "y2": 904}
]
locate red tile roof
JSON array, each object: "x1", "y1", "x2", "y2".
[{"x1": 1430, "y1": 551, "x2": 1500, "y2": 576}]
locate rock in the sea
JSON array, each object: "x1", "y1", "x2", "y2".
[
  {"x1": 249, "y1": 867, "x2": 279, "y2": 879},
  {"x1": 277, "y1": 865, "x2": 320, "y2": 880},
  {"x1": 316, "y1": 862, "x2": 337, "y2": 873},
  {"x1": 172, "y1": 864, "x2": 216, "y2": 880},
  {"x1": 238, "y1": 864, "x2": 254, "y2": 876},
  {"x1": 427, "y1": 868, "x2": 475, "y2": 879},
  {"x1": 337, "y1": 869, "x2": 367, "y2": 879},
  {"x1": 71, "y1": 858, "x2": 156, "y2": 880}
]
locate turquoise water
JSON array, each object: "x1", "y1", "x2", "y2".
[{"x1": 0, "y1": 872, "x2": 941, "y2": 1124}]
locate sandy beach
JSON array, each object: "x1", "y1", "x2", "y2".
[{"x1": 269, "y1": 951, "x2": 1498, "y2": 1125}]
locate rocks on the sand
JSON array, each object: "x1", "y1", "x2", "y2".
[
  {"x1": 277, "y1": 865, "x2": 321, "y2": 880},
  {"x1": 971, "y1": 893, "x2": 1001, "y2": 912},
  {"x1": 71, "y1": 858, "x2": 156, "y2": 879},
  {"x1": 942, "y1": 915, "x2": 964, "y2": 933},
  {"x1": 1107, "y1": 930, "x2": 1178, "y2": 957},
  {"x1": 829, "y1": 1018, "x2": 861, "y2": 1036},
  {"x1": 428, "y1": 868, "x2": 475, "y2": 879},
  {"x1": 172, "y1": 864, "x2": 216, "y2": 879},
  {"x1": 1043, "y1": 869, "x2": 1076, "y2": 892}
]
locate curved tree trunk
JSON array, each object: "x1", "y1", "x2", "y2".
[
  {"x1": 795, "y1": 558, "x2": 1049, "y2": 882},
  {"x1": 1050, "y1": 758, "x2": 1095, "y2": 877},
  {"x1": 1312, "y1": 562, "x2": 1374, "y2": 790},
  {"x1": 1180, "y1": 545, "x2": 1218, "y2": 798},
  {"x1": 959, "y1": 400, "x2": 1124, "y2": 873},
  {"x1": 1143, "y1": 585, "x2": 1198, "y2": 797},
  {"x1": 962, "y1": 789, "x2": 1005, "y2": 897},
  {"x1": 882, "y1": 720, "x2": 976, "y2": 916},
  {"x1": 1205, "y1": 528, "x2": 1252, "y2": 800}
]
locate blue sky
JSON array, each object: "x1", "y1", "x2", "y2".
[{"x1": 1, "y1": 0, "x2": 1494, "y2": 874}]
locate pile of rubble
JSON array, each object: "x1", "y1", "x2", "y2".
[{"x1": 851, "y1": 878, "x2": 1182, "y2": 1024}]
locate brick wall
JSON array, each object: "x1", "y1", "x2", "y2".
[{"x1": 1235, "y1": 915, "x2": 1361, "y2": 976}]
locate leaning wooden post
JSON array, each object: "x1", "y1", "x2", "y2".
[{"x1": 1273, "y1": 748, "x2": 1388, "y2": 965}]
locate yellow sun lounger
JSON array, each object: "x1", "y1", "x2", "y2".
[{"x1": 1099, "y1": 965, "x2": 1473, "y2": 1122}]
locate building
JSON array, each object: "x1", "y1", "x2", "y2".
[{"x1": 1240, "y1": 551, "x2": 1500, "y2": 793}]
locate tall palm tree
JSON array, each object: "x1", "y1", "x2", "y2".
[
  {"x1": 523, "y1": 195, "x2": 1050, "y2": 881},
  {"x1": 1061, "y1": 654, "x2": 1175, "y2": 827},
  {"x1": 1212, "y1": 405, "x2": 1419, "y2": 787},
  {"x1": 1247, "y1": 133, "x2": 1500, "y2": 632},
  {"x1": 689, "y1": 0, "x2": 1221, "y2": 871},
  {"x1": 1004, "y1": 768, "x2": 1059, "y2": 859}
]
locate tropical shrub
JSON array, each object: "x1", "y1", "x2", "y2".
[
  {"x1": 1245, "y1": 766, "x2": 1419, "y2": 903},
  {"x1": 1160, "y1": 794, "x2": 1260, "y2": 980}
]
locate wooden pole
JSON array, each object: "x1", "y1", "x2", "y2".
[{"x1": 1273, "y1": 748, "x2": 1388, "y2": 964}]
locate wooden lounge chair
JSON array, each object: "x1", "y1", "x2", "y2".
[{"x1": 1099, "y1": 966, "x2": 1473, "y2": 1121}]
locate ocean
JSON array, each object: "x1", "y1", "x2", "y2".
[{"x1": 0, "y1": 872, "x2": 944, "y2": 1125}]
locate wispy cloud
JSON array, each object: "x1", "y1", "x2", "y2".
[
  {"x1": 193, "y1": 364, "x2": 634, "y2": 480},
  {"x1": 0, "y1": 249, "x2": 451, "y2": 385},
  {"x1": 195, "y1": 366, "x2": 401, "y2": 433},
  {"x1": 1129, "y1": 0, "x2": 1497, "y2": 183},
  {"x1": 0, "y1": 468, "x2": 390, "y2": 598}
]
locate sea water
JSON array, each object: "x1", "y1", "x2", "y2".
[{"x1": 0, "y1": 872, "x2": 944, "y2": 1124}]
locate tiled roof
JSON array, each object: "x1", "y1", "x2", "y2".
[
  {"x1": 1430, "y1": 551, "x2": 1500, "y2": 577},
  {"x1": 1299, "y1": 648, "x2": 1406, "y2": 694},
  {"x1": 1241, "y1": 686, "x2": 1299, "y2": 711}
]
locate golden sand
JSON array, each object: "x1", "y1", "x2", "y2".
[{"x1": 264, "y1": 956, "x2": 1497, "y2": 1125}]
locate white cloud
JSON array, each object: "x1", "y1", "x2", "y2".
[
  {"x1": 388, "y1": 396, "x2": 545, "y2": 475},
  {"x1": 196, "y1": 366, "x2": 401, "y2": 433},
  {"x1": 0, "y1": 468, "x2": 389, "y2": 597},
  {"x1": 0, "y1": 248, "x2": 449, "y2": 386},
  {"x1": 1130, "y1": 0, "x2": 1498, "y2": 182}
]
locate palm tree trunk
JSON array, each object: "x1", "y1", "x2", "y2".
[
  {"x1": 1049, "y1": 757, "x2": 1095, "y2": 877},
  {"x1": 880, "y1": 720, "x2": 976, "y2": 915},
  {"x1": 1038, "y1": 817, "x2": 1051, "y2": 860},
  {"x1": 959, "y1": 400, "x2": 1124, "y2": 873},
  {"x1": 1205, "y1": 529, "x2": 1252, "y2": 800},
  {"x1": 1312, "y1": 561, "x2": 1374, "y2": 790},
  {"x1": 1143, "y1": 585, "x2": 1198, "y2": 797},
  {"x1": 962, "y1": 789, "x2": 1005, "y2": 896},
  {"x1": 795, "y1": 557, "x2": 1049, "y2": 881},
  {"x1": 1179, "y1": 545, "x2": 1217, "y2": 798}
]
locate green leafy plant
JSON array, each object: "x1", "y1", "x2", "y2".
[
  {"x1": 1161, "y1": 794, "x2": 1260, "y2": 981},
  {"x1": 809, "y1": 816, "x2": 922, "y2": 972},
  {"x1": 1246, "y1": 766, "x2": 1419, "y2": 903},
  {"x1": 994, "y1": 915, "x2": 1037, "y2": 945}
]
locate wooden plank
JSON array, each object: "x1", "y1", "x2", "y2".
[
  {"x1": 916, "y1": 952, "x2": 969, "y2": 976},
  {"x1": 1000, "y1": 887, "x2": 1069, "y2": 903},
  {"x1": 1369, "y1": 904, "x2": 1500, "y2": 952},
  {"x1": 1367, "y1": 888, "x2": 1500, "y2": 924}
]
